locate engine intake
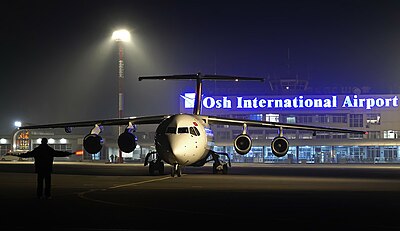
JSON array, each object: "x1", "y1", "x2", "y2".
[
  {"x1": 271, "y1": 136, "x2": 289, "y2": 157},
  {"x1": 83, "y1": 134, "x2": 103, "y2": 154},
  {"x1": 118, "y1": 131, "x2": 137, "y2": 153},
  {"x1": 234, "y1": 134, "x2": 252, "y2": 155}
]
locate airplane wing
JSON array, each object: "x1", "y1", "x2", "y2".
[
  {"x1": 19, "y1": 115, "x2": 172, "y2": 130},
  {"x1": 203, "y1": 115, "x2": 366, "y2": 134}
]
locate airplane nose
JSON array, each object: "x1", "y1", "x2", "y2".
[{"x1": 168, "y1": 136, "x2": 189, "y2": 164}]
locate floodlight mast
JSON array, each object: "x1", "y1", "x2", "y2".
[{"x1": 112, "y1": 29, "x2": 131, "y2": 163}]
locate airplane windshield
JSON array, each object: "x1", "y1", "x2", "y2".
[
  {"x1": 178, "y1": 127, "x2": 189, "y2": 133},
  {"x1": 166, "y1": 127, "x2": 176, "y2": 134},
  {"x1": 190, "y1": 127, "x2": 200, "y2": 136}
]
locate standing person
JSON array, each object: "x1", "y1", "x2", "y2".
[{"x1": 13, "y1": 137, "x2": 75, "y2": 199}]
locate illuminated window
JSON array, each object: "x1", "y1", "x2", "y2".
[
  {"x1": 265, "y1": 114, "x2": 279, "y2": 122},
  {"x1": 286, "y1": 116, "x2": 296, "y2": 123},
  {"x1": 366, "y1": 113, "x2": 381, "y2": 125},
  {"x1": 249, "y1": 114, "x2": 262, "y2": 121},
  {"x1": 384, "y1": 130, "x2": 398, "y2": 139},
  {"x1": 16, "y1": 131, "x2": 30, "y2": 151}
]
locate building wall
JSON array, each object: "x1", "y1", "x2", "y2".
[{"x1": 2, "y1": 93, "x2": 400, "y2": 164}]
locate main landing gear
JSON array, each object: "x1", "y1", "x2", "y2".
[
  {"x1": 210, "y1": 151, "x2": 231, "y2": 174},
  {"x1": 144, "y1": 151, "x2": 165, "y2": 175}
]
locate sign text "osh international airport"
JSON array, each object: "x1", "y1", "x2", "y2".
[{"x1": 183, "y1": 94, "x2": 399, "y2": 110}]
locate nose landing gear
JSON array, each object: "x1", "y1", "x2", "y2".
[{"x1": 171, "y1": 163, "x2": 182, "y2": 177}]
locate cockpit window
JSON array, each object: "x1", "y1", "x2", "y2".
[
  {"x1": 166, "y1": 127, "x2": 176, "y2": 134},
  {"x1": 178, "y1": 127, "x2": 189, "y2": 133},
  {"x1": 190, "y1": 127, "x2": 200, "y2": 136}
]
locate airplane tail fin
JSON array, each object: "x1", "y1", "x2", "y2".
[{"x1": 139, "y1": 72, "x2": 264, "y2": 115}]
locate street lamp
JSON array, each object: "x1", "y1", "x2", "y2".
[
  {"x1": 112, "y1": 29, "x2": 131, "y2": 163},
  {"x1": 12, "y1": 121, "x2": 23, "y2": 152}
]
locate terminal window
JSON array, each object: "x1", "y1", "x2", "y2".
[
  {"x1": 367, "y1": 131, "x2": 381, "y2": 139},
  {"x1": 349, "y1": 114, "x2": 363, "y2": 127},
  {"x1": 296, "y1": 114, "x2": 313, "y2": 124},
  {"x1": 265, "y1": 114, "x2": 279, "y2": 122},
  {"x1": 366, "y1": 113, "x2": 381, "y2": 125},
  {"x1": 332, "y1": 114, "x2": 347, "y2": 123},
  {"x1": 316, "y1": 114, "x2": 329, "y2": 123},
  {"x1": 384, "y1": 130, "x2": 398, "y2": 139}
]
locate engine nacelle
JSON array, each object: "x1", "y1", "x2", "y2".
[
  {"x1": 118, "y1": 131, "x2": 137, "y2": 153},
  {"x1": 83, "y1": 134, "x2": 103, "y2": 154},
  {"x1": 234, "y1": 134, "x2": 252, "y2": 155},
  {"x1": 271, "y1": 136, "x2": 289, "y2": 157}
]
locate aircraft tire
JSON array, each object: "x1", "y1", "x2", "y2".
[
  {"x1": 149, "y1": 162, "x2": 155, "y2": 175},
  {"x1": 222, "y1": 164, "x2": 228, "y2": 174},
  {"x1": 212, "y1": 163, "x2": 217, "y2": 174},
  {"x1": 176, "y1": 165, "x2": 182, "y2": 177},
  {"x1": 158, "y1": 162, "x2": 164, "y2": 175}
]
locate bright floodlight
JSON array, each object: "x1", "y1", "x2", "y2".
[
  {"x1": 14, "y1": 121, "x2": 22, "y2": 127},
  {"x1": 112, "y1": 29, "x2": 131, "y2": 42}
]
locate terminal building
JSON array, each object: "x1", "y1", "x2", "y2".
[{"x1": 1, "y1": 77, "x2": 400, "y2": 164}]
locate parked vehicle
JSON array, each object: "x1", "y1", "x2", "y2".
[{"x1": 1, "y1": 153, "x2": 22, "y2": 161}]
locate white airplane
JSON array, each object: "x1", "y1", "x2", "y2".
[{"x1": 20, "y1": 73, "x2": 366, "y2": 177}]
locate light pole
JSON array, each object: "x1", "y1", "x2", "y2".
[
  {"x1": 112, "y1": 29, "x2": 131, "y2": 163},
  {"x1": 12, "y1": 121, "x2": 21, "y2": 153}
]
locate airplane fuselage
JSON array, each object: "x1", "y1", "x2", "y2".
[{"x1": 155, "y1": 114, "x2": 214, "y2": 166}]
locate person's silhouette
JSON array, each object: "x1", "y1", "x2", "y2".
[{"x1": 15, "y1": 137, "x2": 75, "y2": 199}]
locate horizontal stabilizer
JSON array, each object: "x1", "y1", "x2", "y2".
[{"x1": 139, "y1": 72, "x2": 264, "y2": 82}]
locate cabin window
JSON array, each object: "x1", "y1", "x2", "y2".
[
  {"x1": 166, "y1": 127, "x2": 176, "y2": 134},
  {"x1": 178, "y1": 127, "x2": 189, "y2": 133}
]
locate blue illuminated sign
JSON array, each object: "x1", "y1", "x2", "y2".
[{"x1": 181, "y1": 93, "x2": 399, "y2": 110}]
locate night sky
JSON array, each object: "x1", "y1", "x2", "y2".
[{"x1": 1, "y1": 0, "x2": 400, "y2": 134}]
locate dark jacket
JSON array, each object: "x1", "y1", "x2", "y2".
[{"x1": 19, "y1": 144, "x2": 73, "y2": 174}]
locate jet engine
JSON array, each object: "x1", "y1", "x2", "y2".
[
  {"x1": 118, "y1": 122, "x2": 137, "y2": 153},
  {"x1": 271, "y1": 136, "x2": 289, "y2": 157},
  {"x1": 234, "y1": 134, "x2": 252, "y2": 155},
  {"x1": 118, "y1": 131, "x2": 137, "y2": 153},
  {"x1": 83, "y1": 134, "x2": 103, "y2": 154}
]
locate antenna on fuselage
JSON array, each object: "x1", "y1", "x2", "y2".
[{"x1": 139, "y1": 72, "x2": 264, "y2": 115}]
